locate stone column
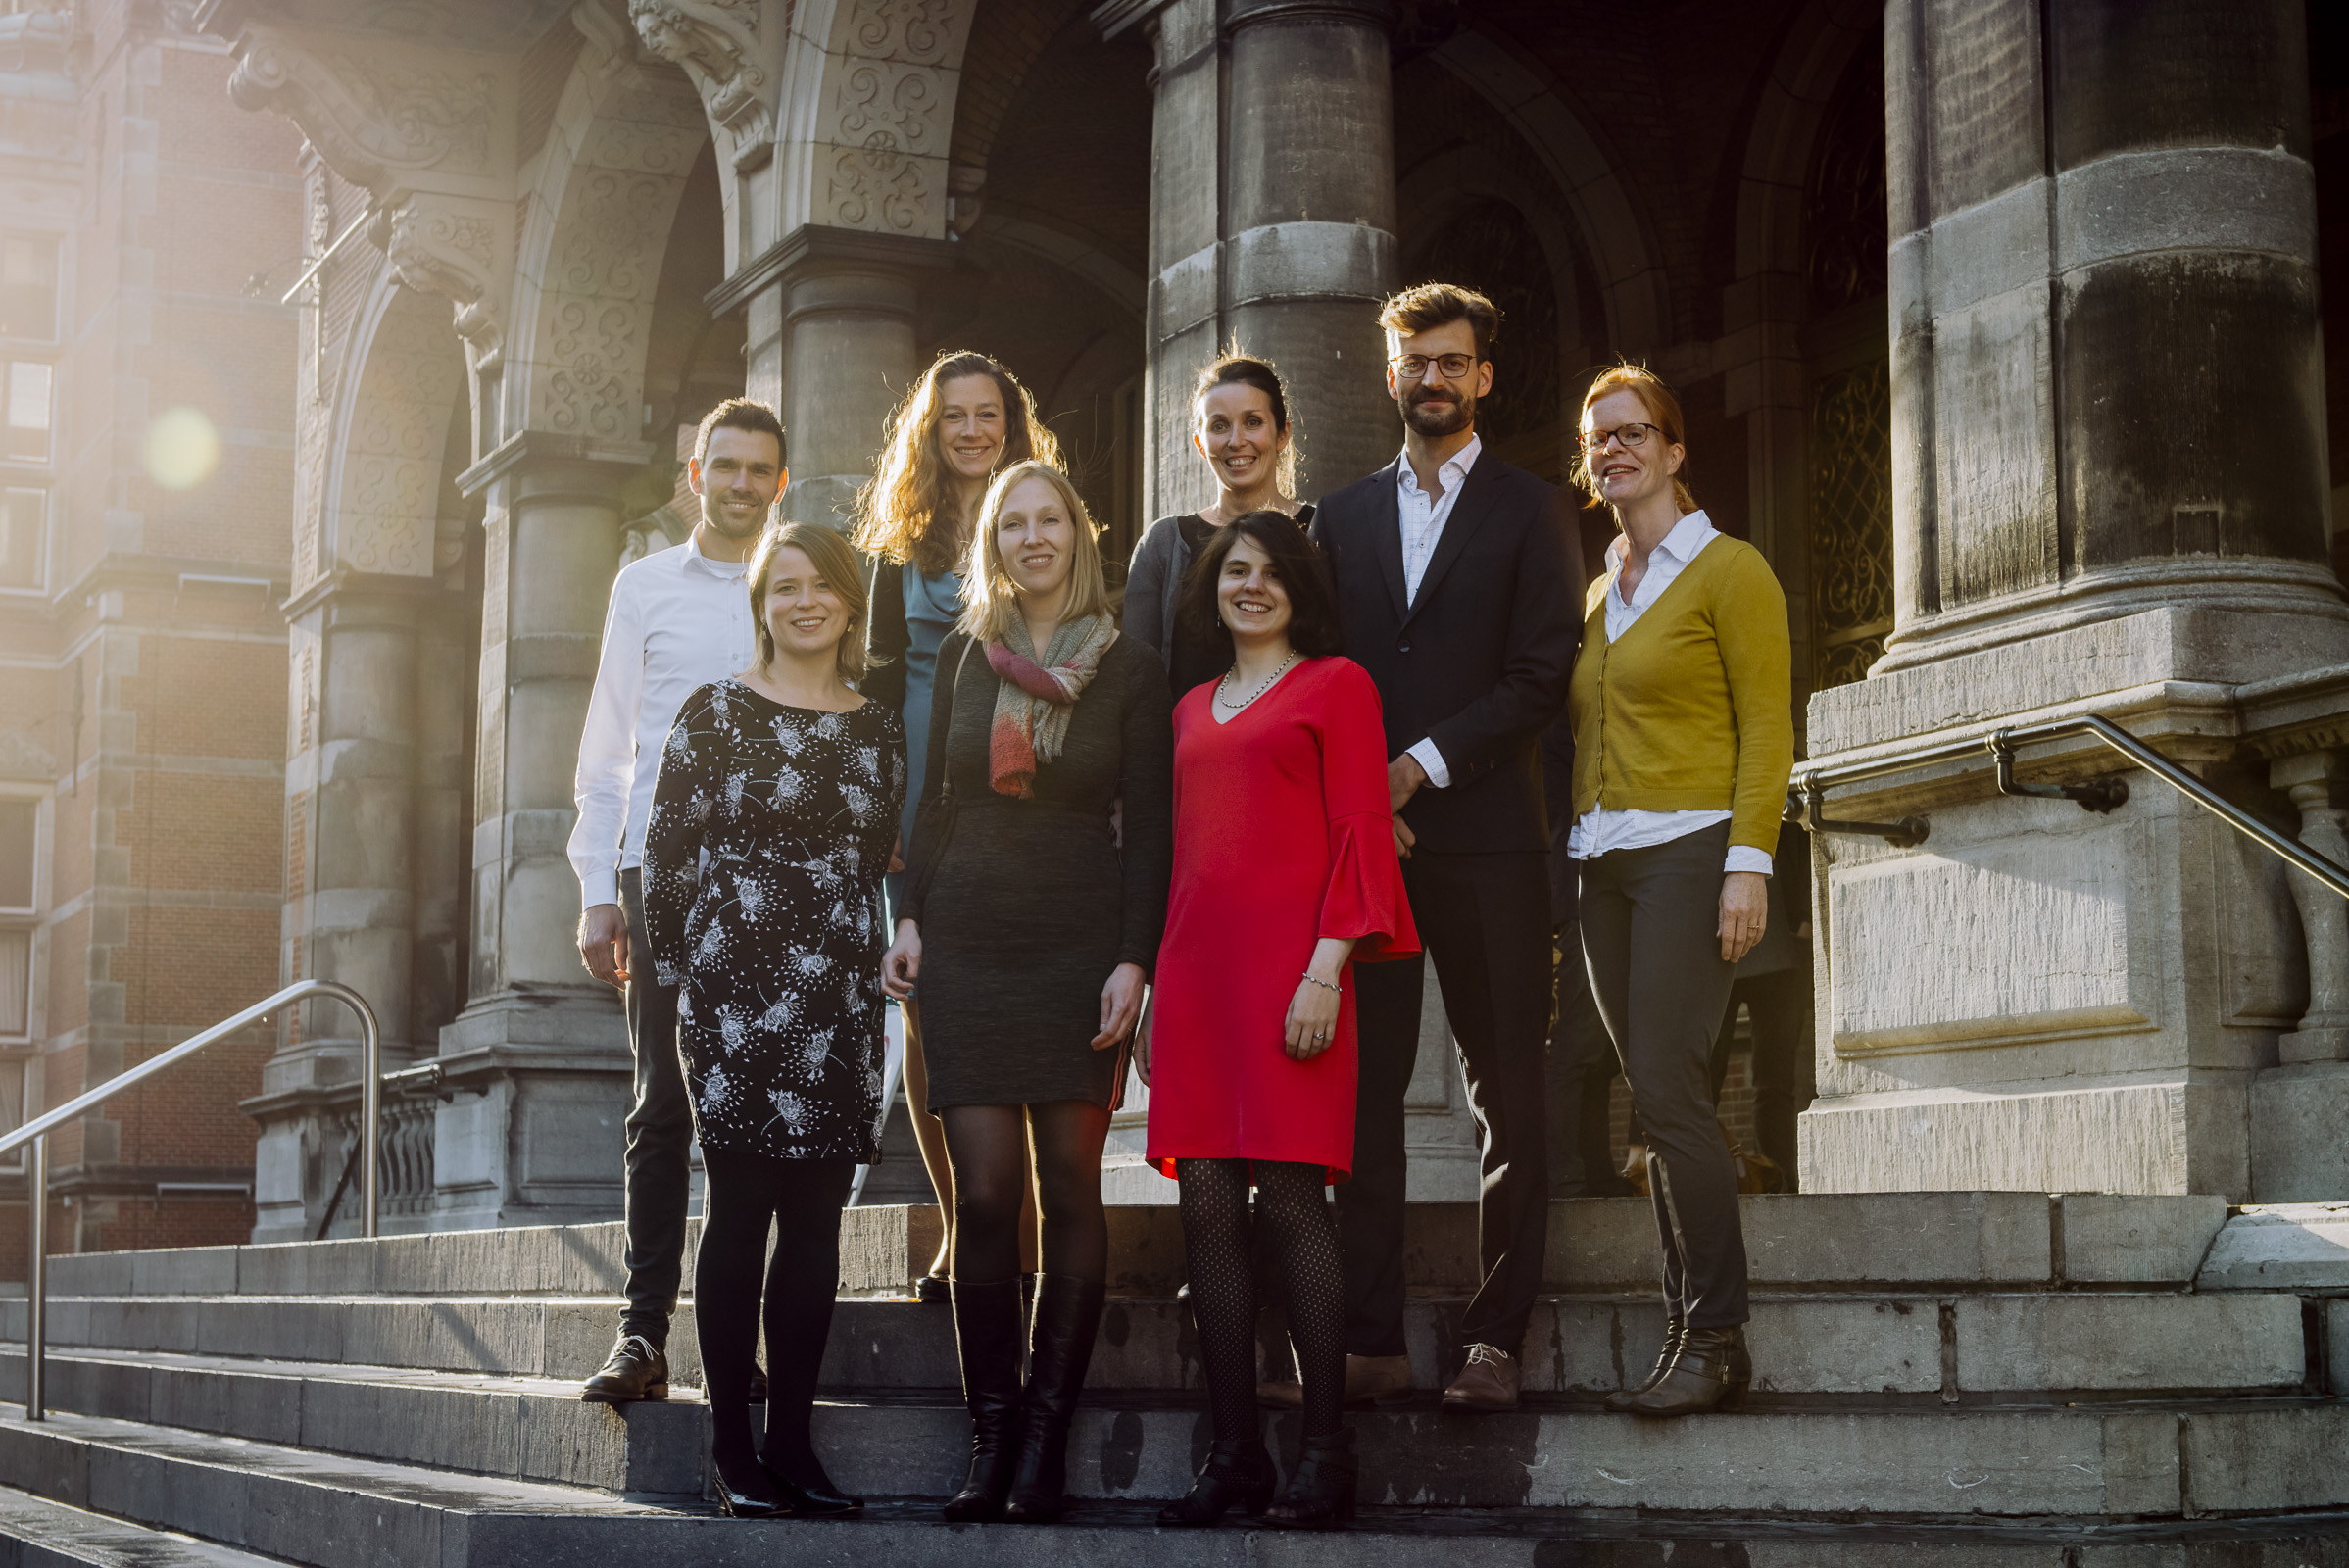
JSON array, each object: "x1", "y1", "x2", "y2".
[
  {"x1": 2251, "y1": 749, "x2": 2349, "y2": 1200},
  {"x1": 251, "y1": 577, "x2": 429, "y2": 1242},
  {"x1": 1114, "y1": 0, "x2": 1397, "y2": 520},
  {"x1": 1798, "y1": 0, "x2": 2348, "y2": 1201},
  {"x1": 710, "y1": 227, "x2": 954, "y2": 529},
  {"x1": 433, "y1": 433, "x2": 646, "y2": 1229}
]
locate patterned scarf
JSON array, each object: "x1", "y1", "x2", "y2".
[{"x1": 985, "y1": 613, "x2": 1117, "y2": 798}]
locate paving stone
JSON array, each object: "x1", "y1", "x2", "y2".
[
  {"x1": 40, "y1": 1255, "x2": 131, "y2": 1299},
  {"x1": 2196, "y1": 1202, "x2": 2349, "y2": 1292},
  {"x1": 129, "y1": 1250, "x2": 235, "y2": 1300},
  {"x1": 2055, "y1": 1194, "x2": 2227, "y2": 1284},
  {"x1": 232, "y1": 1240, "x2": 375, "y2": 1298},
  {"x1": 1737, "y1": 1193, "x2": 2053, "y2": 1287},
  {"x1": 555, "y1": 1224, "x2": 633, "y2": 1298},
  {"x1": 192, "y1": 1299, "x2": 340, "y2": 1364},
  {"x1": 1954, "y1": 1295, "x2": 2305, "y2": 1391},
  {"x1": 0, "y1": 1480, "x2": 291, "y2": 1565},
  {"x1": 2329, "y1": 1300, "x2": 2349, "y2": 1397}
]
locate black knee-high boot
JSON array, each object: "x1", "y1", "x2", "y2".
[
  {"x1": 1003, "y1": 1273, "x2": 1104, "y2": 1523},
  {"x1": 944, "y1": 1278, "x2": 1025, "y2": 1521}
]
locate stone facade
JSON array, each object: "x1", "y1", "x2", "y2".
[{"x1": 0, "y1": 0, "x2": 2335, "y2": 1246}]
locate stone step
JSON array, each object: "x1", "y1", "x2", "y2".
[
  {"x1": 5, "y1": 1287, "x2": 2322, "y2": 1398},
  {"x1": 0, "y1": 1482, "x2": 287, "y2": 1567},
  {"x1": 29, "y1": 1192, "x2": 2259, "y2": 1302},
  {"x1": 2, "y1": 1393, "x2": 2348, "y2": 1552},
  {"x1": 0, "y1": 1348, "x2": 709, "y2": 1497}
]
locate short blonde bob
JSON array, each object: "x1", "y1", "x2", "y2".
[
  {"x1": 748, "y1": 519, "x2": 869, "y2": 684},
  {"x1": 956, "y1": 461, "x2": 1111, "y2": 646}
]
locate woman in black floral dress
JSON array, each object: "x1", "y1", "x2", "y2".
[{"x1": 644, "y1": 520, "x2": 905, "y2": 1520}]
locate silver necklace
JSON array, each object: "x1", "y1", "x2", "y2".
[{"x1": 1216, "y1": 649, "x2": 1297, "y2": 710}]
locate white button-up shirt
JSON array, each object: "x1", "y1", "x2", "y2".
[
  {"x1": 567, "y1": 535, "x2": 759, "y2": 909},
  {"x1": 1567, "y1": 509, "x2": 1775, "y2": 876},
  {"x1": 1395, "y1": 433, "x2": 1482, "y2": 789}
]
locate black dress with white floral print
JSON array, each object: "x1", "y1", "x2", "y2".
[{"x1": 642, "y1": 679, "x2": 907, "y2": 1161}]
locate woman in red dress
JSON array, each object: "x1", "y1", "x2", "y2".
[{"x1": 1146, "y1": 510, "x2": 1417, "y2": 1531}]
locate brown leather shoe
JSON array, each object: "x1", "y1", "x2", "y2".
[
  {"x1": 1256, "y1": 1352, "x2": 1414, "y2": 1409},
  {"x1": 1441, "y1": 1343, "x2": 1521, "y2": 1411}
]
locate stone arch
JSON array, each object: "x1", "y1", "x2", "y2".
[
  {"x1": 1731, "y1": 0, "x2": 1879, "y2": 291},
  {"x1": 501, "y1": 30, "x2": 710, "y2": 455},
  {"x1": 1429, "y1": 26, "x2": 1670, "y2": 357},
  {"x1": 323, "y1": 272, "x2": 472, "y2": 582}
]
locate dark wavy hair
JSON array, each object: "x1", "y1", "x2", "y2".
[{"x1": 1178, "y1": 510, "x2": 1342, "y2": 659}]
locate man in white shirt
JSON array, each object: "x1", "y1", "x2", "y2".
[
  {"x1": 570, "y1": 398, "x2": 785, "y2": 1403},
  {"x1": 1306, "y1": 284, "x2": 1583, "y2": 1414}
]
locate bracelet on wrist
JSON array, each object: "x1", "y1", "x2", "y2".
[{"x1": 1300, "y1": 971, "x2": 1340, "y2": 995}]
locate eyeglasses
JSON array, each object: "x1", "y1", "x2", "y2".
[
  {"x1": 1578, "y1": 421, "x2": 1661, "y2": 455},
  {"x1": 1389, "y1": 353, "x2": 1480, "y2": 381}
]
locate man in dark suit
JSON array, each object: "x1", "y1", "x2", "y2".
[{"x1": 1307, "y1": 283, "x2": 1585, "y2": 1411}]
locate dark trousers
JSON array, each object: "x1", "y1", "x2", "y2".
[
  {"x1": 618, "y1": 868, "x2": 695, "y2": 1341},
  {"x1": 1339, "y1": 850, "x2": 1550, "y2": 1358},
  {"x1": 1547, "y1": 919, "x2": 1628, "y2": 1196},
  {"x1": 1709, "y1": 967, "x2": 1815, "y2": 1189},
  {"x1": 1579, "y1": 825, "x2": 1750, "y2": 1329}
]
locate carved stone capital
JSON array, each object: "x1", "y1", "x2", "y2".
[
  {"x1": 225, "y1": 25, "x2": 495, "y2": 192},
  {"x1": 628, "y1": 0, "x2": 771, "y2": 152},
  {"x1": 382, "y1": 198, "x2": 510, "y2": 372}
]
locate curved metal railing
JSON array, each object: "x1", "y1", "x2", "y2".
[
  {"x1": 1789, "y1": 712, "x2": 2349, "y2": 899},
  {"x1": 1, "y1": 979, "x2": 381, "y2": 1421}
]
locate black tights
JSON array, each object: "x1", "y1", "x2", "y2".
[
  {"x1": 942, "y1": 1101, "x2": 1110, "y2": 1284},
  {"x1": 1177, "y1": 1158, "x2": 1346, "y2": 1444},
  {"x1": 695, "y1": 1149, "x2": 856, "y2": 1487}
]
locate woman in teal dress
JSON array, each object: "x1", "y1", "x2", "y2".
[{"x1": 855, "y1": 349, "x2": 1061, "y2": 1299}]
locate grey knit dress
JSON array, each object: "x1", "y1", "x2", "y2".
[{"x1": 901, "y1": 629, "x2": 1173, "y2": 1110}]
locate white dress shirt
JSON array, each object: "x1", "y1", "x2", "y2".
[
  {"x1": 1395, "y1": 433, "x2": 1482, "y2": 790},
  {"x1": 1567, "y1": 510, "x2": 1775, "y2": 876},
  {"x1": 568, "y1": 535, "x2": 759, "y2": 909}
]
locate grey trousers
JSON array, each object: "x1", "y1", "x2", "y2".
[{"x1": 1579, "y1": 823, "x2": 1751, "y2": 1328}]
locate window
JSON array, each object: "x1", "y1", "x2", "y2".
[
  {"x1": 0, "y1": 798, "x2": 32, "y2": 1040},
  {"x1": 5, "y1": 362, "x2": 50, "y2": 463},
  {"x1": 0, "y1": 487, "x2": 41, "y2": 590},
  {"x1": 0, "y1": 237, "x2": 57, "y2": 342}
]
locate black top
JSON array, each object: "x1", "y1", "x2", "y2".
[
  {"x1": 1312, "y1": 452, "x2": 1585, "y2": 856},
  {"x1": 862, "y1": 556, "x2": 912, "y2": 713},
  {"x1": 1166, "y1": 513, "x2": 1229, "y2": 699},
  {"x1": 641, "y1": 680, "x2": 907, "y2": 1159}
]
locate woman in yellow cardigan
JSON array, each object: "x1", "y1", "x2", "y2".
[{"x1": 1567, "y1": 364, "x2": 1793, "y2": 1417}]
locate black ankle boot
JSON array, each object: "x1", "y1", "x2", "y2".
[
  {"x1": 943, "y1": 1278, "x2": 1026, "y2": 1521},
  {"x1": 1621, "y1": 1324, "x2": 1750, "y2": 1417},
  {"x1": 1263, "y1": 1429, "x2": 1356, "y2": 1530},
  {"x1": 1156, "y1": 1438, "x2": 1275, "y2": 1526},
  {"x1": 1002, "y1": 1274, "x2": 1105, "y2": 1523},
  {"x1": 712, "y1": 1447, "x2": 786, "y2": 1518},
  {"x1": 1603, "y1": 1314, "x2": 1686, "y2": 1412}
]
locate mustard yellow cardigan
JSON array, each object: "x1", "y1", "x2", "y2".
[{"x1": 1567, "y1": 537, "x2": 1794, "y2": 858}]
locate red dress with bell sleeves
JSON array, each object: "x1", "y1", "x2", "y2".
[{"x1": 1145, "y1": 656, "x2": 1419, "y2": 1182}]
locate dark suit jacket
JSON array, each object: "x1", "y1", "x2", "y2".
[{"x1": 1312, "y1": 449, "x2": 1585, "y2": 857}]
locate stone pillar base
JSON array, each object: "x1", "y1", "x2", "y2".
[
  {"x1": 426, "y1": 994, "x2": 632, "y2": 1231},
  {"x1": 2250, "y1": 1060, "x2": 2349, "y2": 1202}
]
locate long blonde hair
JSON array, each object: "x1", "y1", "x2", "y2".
[
  {"x1": 957, "y1": 462, "x2": 1111, "y2": 645},
  {"x1": 851, "y1": 350, "x2": 1063, "y2": 574}
]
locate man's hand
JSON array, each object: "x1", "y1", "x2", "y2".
[
  {"x1": 578, "y1": 904, "x2": 629, "y2": 988},
  {"x1": 1388, "y1": 753, "x2": 1429, "y2": 814},
  {"x1": 1391, "y1": 813, "x2": 1416, "y2": 860},
  {"x1": 1719, "y1": 871, "x2": 1769, "y2": 964}
]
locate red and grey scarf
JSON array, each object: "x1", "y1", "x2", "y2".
[{"x1": 985, "y1": 614, "x2": 1117, "y2": 798}]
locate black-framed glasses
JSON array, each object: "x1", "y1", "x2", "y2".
[
  {"x1": 1390, "y1": 352, "x2": 1480, "y2": 381},
  {"x1": 1578, "y1": 421, "x2": 1660, "y2": 455}
]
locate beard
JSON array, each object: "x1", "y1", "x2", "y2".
[
  {"x1": 704, "y1": 490, "x2": 770, "y2": 539},
  {"x1": 1400, "y1": 384, "x2": 1475, "y2": 438}
]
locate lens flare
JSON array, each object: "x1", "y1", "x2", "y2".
[{"x1": 145, "y1": 407, "x2": 220, "y2": 491}]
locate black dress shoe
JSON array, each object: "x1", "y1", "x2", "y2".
[
  {"x1": 1262, "y1": 1429, "x2": 1357, "y2": 1530},
  {"x1": 1157, "y1": 1438, "x2": 1274, "y2": 1526},
  {"x1": 1621, "y1": 1324, "x2": 1750, "y2": 1417},
  {"x1": 765, "y1": 1461, "x2": 862, "y2": 1518},
  {"x1": 1603, "y1": 1315, "x2": 1685, "y2": 1413},
  {"x1": 580, "y1": 1333, "x2": 669, "y2": 1404},
  {"x1": 713, "y1": 1456, "x2": 787, "y2": 1518},
  {"x1": 914, "y1": 1273, "x2": 951, "y2": 1304}
]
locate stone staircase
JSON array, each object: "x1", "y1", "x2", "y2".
[{"x1": 0, "y1": 1194, "x2": 2343, "y2": 1564}]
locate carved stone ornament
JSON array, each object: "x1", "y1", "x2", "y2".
[
  {"x1": 0, "y1": 726, "x2": 55, "y2": 782},
  {"x1": 227, "y1": 27, "x2": 495, "y2": 190},
  {"x1": 382, "y1": 202, "x2": 506, "y2": 372},
  {"x1": 628, "y1": 0, "x2": 771, "y2": 146}
]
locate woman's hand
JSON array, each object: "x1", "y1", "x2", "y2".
[
  {"x1": 881, "y1": 921, "x2": 922, "y2": 999},
  {"x1": 1094, "y1": 961, "x2": 1147, "y2": 1051},
  {"x1": 1283, "y1": 939, "x2": 1355, "y2": 1060},
  {"x1": 888, "y1": 834, "x2": 905, "y2": 874},
  {"x1": 1719, "y1": 871, "x2": 1769, "y2": 963}
]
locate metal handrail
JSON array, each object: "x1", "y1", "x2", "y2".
[
  {"x1": 2, "y1": 979, "x2": 381, "y2": 1421},
  {"x1": 1791, "y1": 712, "x2": 2349, "y2": 900}
]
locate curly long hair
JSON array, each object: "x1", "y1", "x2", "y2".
[{"x1": 851, "y1": 350, "x2": 1062, "y2": 574}]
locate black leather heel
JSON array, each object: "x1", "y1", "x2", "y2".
[
  {"x1": 1262, "y1": 1429, "x2": 1357, "y2": 1531},
  {"x1": 943, "y1": 1278, "x2": 1025, "y2": 1521},
  {"x1": 1156, "y1": 1439, "x2": 1275, "y2": 1527},
  {"x1": 713, "y1": 1454, "x2": 786, "y2": 1519},
  {"x1": 1003, "y1": 1274, "x2": 1106, "y2": 1524},
  {"x1": 1603, "y1": 1314, "x2": 1685, "y2": 1412}
]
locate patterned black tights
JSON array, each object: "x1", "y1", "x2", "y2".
[{"x1": 1176, "y1": 1158, "x2": 1346, "y2": 1444}]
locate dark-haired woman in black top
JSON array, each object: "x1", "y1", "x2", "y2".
[{"x1": 1125, "y1": 354, "x2": 1313, "y2": 697}]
